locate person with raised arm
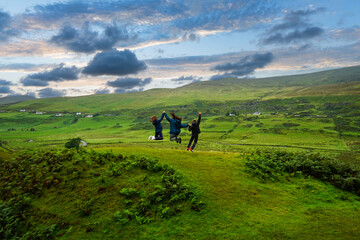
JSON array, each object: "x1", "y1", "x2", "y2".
[
  {"x1": 187, "y1": 112, "x2": 202, "y2": 152},
  {"x1": 163, "y1": 111, "x2": 188, "y2": 144}
]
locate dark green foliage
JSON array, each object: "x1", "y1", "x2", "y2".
[
  {"x1": 0, "y1": 149, "x2": 203, "y2": 238},
  {"x1": 113, "y1": 156, "x2": 205, "y2": 224},
  {"x1": 65, "y1": 137, "x2": 82, "y2": 150},
  {"x1": 0, "y1": 140, "x2": 8, "y2": 149},
  {"x1": 244, "y1": 150, "x2": 360, "y2": 195},
  {"x1": 282, "y1": 123, "x2": 300, "y2": 127}
]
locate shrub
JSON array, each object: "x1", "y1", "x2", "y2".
[
  {"x1": 65, "y1": 138, "x2": 82, "y2": 150},
  {"x1": 244, "y1": 150, "x2": 360, "y2": 195}
]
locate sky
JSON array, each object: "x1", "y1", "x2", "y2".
[{"x1": 0, "y1": 0, "x2": 359, "y2": 98}]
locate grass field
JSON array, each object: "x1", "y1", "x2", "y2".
[{"x1": 1, "y1": 66, "x2": 360, "y2": 239}]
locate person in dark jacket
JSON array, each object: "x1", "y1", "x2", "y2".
[
  {"x1": 149, "y1": 113, "x2": 164, "y2": 140},
  {"x1": 187, "y1": 112, "x2": 201, "y2": 152},
  {"x1": 163, "y1": 111, "x2": 188, "y2": 143}
]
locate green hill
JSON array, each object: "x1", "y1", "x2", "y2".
[
  {"x1": 1, "y1": 66, "x2": 360, "y2": 239},
  {"x1": 2, "y1": 65, "x2": 360, "y2": 113},
  {"x1": 0, "y1": 95, "x2": 35, "y2": 106}
]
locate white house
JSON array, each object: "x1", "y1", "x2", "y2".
[
  {"x1": 36, "y1": 112, "x2": 43, "y2": 115},
  {"x1": 228, "y1": 113, "x2": 236, "y2": 117},
  {"x1": 19, "y1": 109, "x2": 26, "y2": 112},
  {"x1": 76, "y1": 112, "x2": 82, "y2": 116},
  {"x1": 55, "y1": 113, "x2": 63, "y2": 117},
  {"x1": 253, "y1": 111, "x2": 262, "y2": 115},
  {"x1": 85, "y1": 114, "x2": 93, "y2": 118}
]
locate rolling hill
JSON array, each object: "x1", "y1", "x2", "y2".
[
  {"x1": 2, "y1": 65, "x2": 360, "y2": 114},
  {"x1": 0, "y1": 95, "x2": 35, "y2": 105}
]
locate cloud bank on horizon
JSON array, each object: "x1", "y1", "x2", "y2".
[{"x1": 0, "y1": 0, "x2": 359, "y2": 98}]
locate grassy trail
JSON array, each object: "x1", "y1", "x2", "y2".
[{"x1": 94, "y1": 145, "x2": 360, "y2": 239}]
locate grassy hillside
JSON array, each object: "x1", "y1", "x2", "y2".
[
  {"x1": 2, "y1": 65, "x2": 360, "y2": 114},
  {"x1": 1, "y1": 66, "x2": 360, "y2": 239},
  {"x1": 1, "y1": 147, "x2": 360, "y2": 239},
  {"x1": 0, "y1": 95, "x2": 35, "y2": 105}
]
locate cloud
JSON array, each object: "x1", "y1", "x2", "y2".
[
  {"x1": 330, "y1": 27, "x2": 360, "y2": 41},
  {"x1": 50, "y1": 22, "x2": 132, "y2": 53},
  {"x1": 170, "y1": 0, "x2": 277, "y2": 32},
  {"x1": 107, "y1": 77, "x2": 152, "y2": 89},
  {"x1": 28, "y1": 0, "x2": 186, "y2": 22},
  {"x1": 26, "y1": 91, "x2": 37, "y2": 98},
  {"x1": 182, "y1": 33, "x2": 199, "y2": 42},
  {"x1": 270, "y1": 8, "x2": 325, "y2": 32},
  {"x1": 172, "y1": 75, "x2": 202, "y2": 83},
  {"x1": 20, "y1": 64, "x2": 80, "y2": 86},
  {"x1": 95, "y1": 88, "x2": 110, "y2": 94},
  {"x1": 0, "y1": 86, "x2": 13, "y2": 94},
  {"x1": 0, "y1": 79, "x2": 13, "y2": 86},
  {"x1": 0, "y1": 10, "x2": 18, "y2": 42},
  {"x1": 21, "y1": 78, "x2": 49, "y2": 87},
  {"x1": 261, "y1": 7, "x2": 325, "y2": 45},
  {"x1": 38, "y1": 88, "x2": 64, "y2": 98},
  {"x1": 0, "y1": 63, "x2": 42, "y2": 71},
  {"x1": 209, "y1": 73, "x2": 235, "y2": 81},
  {"x1": 24, "y1": 0, "x2": 277, "y2": 49},
  {"x1": 83, "y1": 49, "x2": 147, "y2": 76},
  {"x1": 212, "y1": 52, "x2": 274, "y2": 77},
  {"x1": 262, "y1": 27, "x2": 324, "y2": 45},
  {"x1": 114, "y1": 88, "x2": 144, "y2": 94}
]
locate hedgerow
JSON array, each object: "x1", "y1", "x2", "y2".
[{"x1": 244, "y1": 150, "x2": 360, "y2": 195}]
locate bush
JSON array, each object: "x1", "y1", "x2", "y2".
[
  {"x1": 244, "y1": 150, "x2": 360, "y2": 195},
  {"x1": 65, "y1": 138, "x2": 82, "y2": 150},
  {"x1": 0, "y1": 148, "x2": 204, "y2": 233}
]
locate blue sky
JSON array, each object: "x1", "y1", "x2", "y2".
[{"x1": 0, "y1": 0, "x2": 359, "y2": 98}]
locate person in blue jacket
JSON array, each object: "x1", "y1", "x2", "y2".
[
  {"x1": 163, "y1": 111, "x2": 188, "y2": 143},
  {"x1": 149, "y1": 113, "x2": 165, "y2": 140}
]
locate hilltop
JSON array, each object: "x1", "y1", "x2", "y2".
[
  {"x1": 0, "y1": 95, "x2": 35, "y2": 105},
  {"x1": 2, "y1": 65, "x2": 360, "y2": 113}
]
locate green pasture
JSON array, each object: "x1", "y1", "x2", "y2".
[
  {"x1": 1, "y1": 66, "x2": 360, "y2": 239},
  {"x1": 72, "y1": 146, "x2": 360, "y2": 239}
]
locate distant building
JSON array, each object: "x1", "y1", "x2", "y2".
[
  {"x1": 228, "y1": 113, "x2": 236, "y2": 117},
  {"x1": 76, "y1": 112, "x2": 82, "y2": 115},
  {"x1": 253, "y1": 111, "x2": 262, "y2": 115},
  {"x1": 55, "y1": 113, "x2": 63, "y2": 117},
  {"x1": 36, "y1": 112, "x2": 43, "y2": 115},
  {"x1": 85, "y1": 114, "x2": 93, "y2": 118},
  {"x1": 19, "y1": 109, "x2": 26, "y2": 112}
]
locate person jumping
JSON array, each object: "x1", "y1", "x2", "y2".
[
  {"x1": 149, "y1": 112, "x2": 165, "y2": 140},
  {"x1": 163, "y1": 111, "x2": 188, "y2": 143},
  {"x1": 187, "y1": 112, "x2": 201, "y2": 152}
]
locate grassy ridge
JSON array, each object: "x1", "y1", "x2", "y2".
[{"x1": 2, "y1": 66, "x2": 360, "y2": 113}]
